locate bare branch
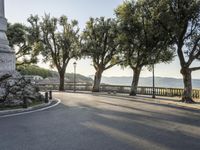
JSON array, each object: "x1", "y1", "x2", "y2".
[{"x1": 190, "y1": 66, "x2": 200, "y2": 72}]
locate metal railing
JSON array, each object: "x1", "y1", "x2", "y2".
[{"x1": 36, "y1": 83, "x2": 200, "y2": 99}]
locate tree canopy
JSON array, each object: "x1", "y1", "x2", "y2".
[{"x1": 7, "y1": 23, "x2": 39, "y2": 66}]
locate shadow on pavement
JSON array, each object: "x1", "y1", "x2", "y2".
[{"x1": 58, "y1": 100, "x2": 200, "y2": 150}]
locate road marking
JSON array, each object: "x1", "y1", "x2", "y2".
[{"x1": 0, "y1": 98, "x2": 61, "y2": 118}]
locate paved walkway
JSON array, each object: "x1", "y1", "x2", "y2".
[
  {"x1": 116, "y1": 93, "x2": 200, "y2": 110},
  {"x1": 70, "y1": 91, "x2": 200, "y2": 110},
  {"x1": 0, "y1": 92, "x2": 200, "y2": 150}
]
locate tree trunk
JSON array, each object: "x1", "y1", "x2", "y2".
[
  {"x1": 59, "y1": 71, "x2": 65, "y2": 91},
  {"x1": 130, "y1": 67, "x2": 141, "y2": 96},
  {"x1": 92, "y1": 70, "x2": 103, "y2": 92},
  {"x1": 181, "y1": 68, "x2": 195, "y2": 103}
]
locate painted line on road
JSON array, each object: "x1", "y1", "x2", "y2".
[{"x1": 0, "y1": 98, "x2": 61, "y2": 118}]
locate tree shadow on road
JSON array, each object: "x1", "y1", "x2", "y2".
[{"x1": 57, "y1": 101, "x2": 200, "y2": 150}]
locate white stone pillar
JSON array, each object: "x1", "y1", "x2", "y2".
[
  {"x1": 0, "y1": 0, "x2": 5, "y2": 17},
  {"x1": 0, "y1": 0, "x2": 16, "y2": 73}
]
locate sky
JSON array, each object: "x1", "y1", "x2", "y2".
[{"x1": 4, "y1": 0, "x2": 200, "y2": 79}]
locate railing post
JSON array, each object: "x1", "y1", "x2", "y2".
[{"x1": 45, "y1": 92, "x2": 49, "y2": 103}]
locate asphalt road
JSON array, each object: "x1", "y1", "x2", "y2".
[{"x1": 0, "y1": 92, "x2": 200, "y2": 150}]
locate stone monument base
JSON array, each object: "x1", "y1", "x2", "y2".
[
  {"x1": 0, "y1": 71, "x2": 44, "y2": 106},
  {"x1": 0, "y1": 50, "x2": 16, "y2": 72}
]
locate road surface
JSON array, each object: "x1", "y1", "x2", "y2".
[{"x1": 0, "y1": 92, "x2": 200, "y2": 150}]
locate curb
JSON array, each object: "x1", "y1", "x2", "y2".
[{"x1": 0, "y1": 98, "x2": 61, "y2": 118}]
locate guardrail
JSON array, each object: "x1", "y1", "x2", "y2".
[{"x1": 36, "y1": 83, "x2": 200, "y2": 99}]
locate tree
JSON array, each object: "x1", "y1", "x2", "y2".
[
  {"x1": 81, "y1": 17, "x2": 121, "y2": 92},
  {"x1": 116, "y1": 0, "x2": 174, "y2": 96},
  {"x1": 28, "y1": 15, "x2": 80, "y2": 91},
  {"x1": 153, "y1": 0, "x2": 200, "y2": 103},
  {"x1": 7, "y1": 23, "x2": 39, "y2": 66}
]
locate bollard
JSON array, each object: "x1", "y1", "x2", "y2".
[
  {"x1": 23, "y1": 97, "x2": 28, "y2": 108},
  {"x1": 49, "y1": 90, "x2": 52, "y2": 100},
  {"x1": 113, "y1": 91, "x2": 117, "y2": 95},
  {"x1": 45, "y1": 92, "x2": 49, "y2": 103}
]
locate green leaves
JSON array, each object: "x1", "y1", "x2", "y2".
[
  {"x1": 28, "y1": 14, "x2": 80, "y2": 70},
  {"x1": 116, "y1": 0, "x2": 175, "y2": 69},
  {"x1": 155, "y1": 0, "x2": 200, "y2": 67},
  {"x1": 7, "y1": 23, "x2": 39, "y2": 66},
  {"x1": 81, "y1": 17, "x2": 121, "y2": 71}
]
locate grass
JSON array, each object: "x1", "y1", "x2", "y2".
[
  {"x1": 0, "y1": 105, "x2": 22, "y2": 111},
  {"x1": 0, "y1": 100, "x2": 44, "y2": 111}
]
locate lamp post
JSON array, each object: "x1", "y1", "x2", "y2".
[
  {"x1": 73, "y1": 62, "x2": 77, "y2": 92},
  {"x1": 152, "y1": 63, "x2": 156, "y2": 99}
]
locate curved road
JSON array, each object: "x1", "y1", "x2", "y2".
[{"x1": 0, "y1": 92, "x2": 200, "y2": 150}]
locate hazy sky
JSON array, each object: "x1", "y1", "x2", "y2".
[{"x1": 5, "y1": 0, "x2": 200, "y2": 79}]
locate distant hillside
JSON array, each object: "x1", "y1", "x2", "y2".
[
  {"x1": 17, "y1": 65, "x2": 93, "y2": 84},
  {"x1": 100, "y1": 76, "x2": 200, "y2": 89}
]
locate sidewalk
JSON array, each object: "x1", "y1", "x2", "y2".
[
  {"x1": 136, "y1": 94, "x2": 200, "y2": 110},
  {"x1": 113, "y1": 93, "x2": 200, "y2": 111},
  {"x1": 64, "y1": 90, "x2": 200, "y2": 111}
]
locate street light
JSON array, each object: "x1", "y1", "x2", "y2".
[
  {"x1": 152, "y1": 63, "x2": 156, "y2": 98},
  {"x1": 150, "y1": 54, "x2": 156, "y2": 99},
  {"x1": 73, "y1": 62, "x2": 77, "y2": 92}
]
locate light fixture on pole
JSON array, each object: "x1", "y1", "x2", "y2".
[{"x1": 73, "y1": 62, "x2": 77, "y2": 92}]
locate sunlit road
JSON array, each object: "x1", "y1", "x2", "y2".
[{"x1": 0, "y1": 92, "x2": 200, "y2": 150}]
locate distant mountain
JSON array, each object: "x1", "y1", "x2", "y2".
[{"x1": 100, "y1": 76, "x2": 200, "y2": 89}]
